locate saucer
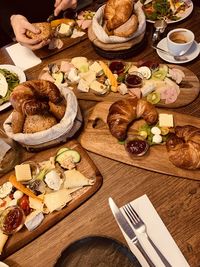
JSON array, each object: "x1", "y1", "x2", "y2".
[{"x1": 156, "y1": 38, "x2": 200, "y2": 64}]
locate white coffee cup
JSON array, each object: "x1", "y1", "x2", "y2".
[{"x1": 167, "y1": 28, "x2": 194, "y2": 56}]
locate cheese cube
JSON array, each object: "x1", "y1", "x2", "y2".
[
  {"x1": 159, "y1": 114, "x2": 174, "y2": 128},
  {"x1": 15, "y1": 164, "x2": 32, "y2": 182},
  {"x1": 89, "y1": 61, "x2": 103, "y2": 75}
]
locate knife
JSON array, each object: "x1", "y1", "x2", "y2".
[{"x1": 109, "y1": 197, "x2": 155, "y2": 267}]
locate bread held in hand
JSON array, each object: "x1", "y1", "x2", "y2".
[
  {"x1": 26, "y1": 22, "x2": 52, "y2": 40},
  {"x1": 107, "y1": 98, "x2": 158, "y2": 141},
  {"x1": 166, "y1": 125, "x2": 200, "y2": 169}
]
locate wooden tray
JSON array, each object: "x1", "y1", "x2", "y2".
[
  {"x1": 80, "y1": 101, "x2": 200, "y2": 181},
  {"x1": 0, "y1": 140, "x2": 103, "y2": 259},
  {"x1": 34, "y1": 34, "x2": 87, "y2": 59},
  {"x1": 39, "y1": 60, "x2": 200, "y2": 108}
]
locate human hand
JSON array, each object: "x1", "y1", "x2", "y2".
[
  {"x1": 10, "y1": 15, "x2": 50, "y2": 50},
  {"x1": 54, "y1": 0, "x2": 77, "y2": 16}
]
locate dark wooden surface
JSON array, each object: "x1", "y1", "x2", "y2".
[{"x1": 0, "y1": 2, "x2": 200, "y2": 266}]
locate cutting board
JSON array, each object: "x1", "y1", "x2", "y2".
[
  {"x1": 0, "y1": 140, "x2": 103, "y2": 259},
  {"x1": 39, "y1": 60, "x2": 199, "y2": 108},
  {"x1": 80, "y1": 101, "x2": 200, "y2": 181}
]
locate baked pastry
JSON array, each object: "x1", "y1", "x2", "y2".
[
  {"x1": 166, "y1": 125, "x2": 200, "y2": 169},
  {"x1": 23, "y1": 114, "x2": 57, "y2": 134},
  {"x1": 104, "y1": 0, "x2": 134, "y2": 31},
  {"x1": 12, "y1": 110, "x2": 25, "y2": 134},
  {"x1": 10, "y1": 80, "x2": 62, "y2": 116},
  {"x1": 26, "y1": 22, "x2": 52, "y2": 40},
  {"x1": 107, "y1": 98, "x2": 158, "y2": 140},
  {"x1": 113, "y1": 14, "x2": 138, "y2": 37},
  {"x1": 49, "y1": 100, "x2": 66, "y2": 120}
]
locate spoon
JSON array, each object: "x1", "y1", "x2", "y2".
[{"x1": 152, "y1": 45, "x2": 188, "y2": 61}]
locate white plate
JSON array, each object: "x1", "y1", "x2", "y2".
[
  {"x1": 156, "y1": 37, "x2": 200, "y2": 64},
  {"x1": 146, "y1": 1, "x2": 193, "y2": 24},
  {"x1": 0, "y1": 64, "x2": 26, "y2": 111}
]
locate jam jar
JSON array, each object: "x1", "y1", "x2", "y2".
[{"x1": 125, "y1": 135, "x2": 149, "y2": 157}]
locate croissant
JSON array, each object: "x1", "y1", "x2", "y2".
[
  {"x1": 107, "y1": 98, "x2": 158, "y2": 141},
  {"x1": 104, "y1": 0, "x2": 134, "y2": 31},
  {"x1": 10, "y1": 80, "x2": 62, "y2": 116},
  {"x1": 166, "y1": 125, "x2": 200, "y2": 169}
]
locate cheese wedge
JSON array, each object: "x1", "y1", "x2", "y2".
[
  {"x1": 25, "y1": 210, "x2": 44, "y2": 231},
  {"x1": 64, "y1": 169, "x2": 95, "y2": 189},
  {"x1": 29, "y1": 196, "x2": 44, "y2": 212},
  {"x1": 0, "y1": 230, "x2": 8, "y2": 255},
  {"x1": 44, "y1": 189, "x2": 72, "y2": 213},
  {"x1": 15, "y1": 164, "x2": 32, "y2": 182}
]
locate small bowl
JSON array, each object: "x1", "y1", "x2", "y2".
[
  {"x1": 109, "y1": 61, "x2": 125, "y2": 74},
  {"x1": 125, "y1": 71, "x2": 143, "y2": 88},
  {"x1": 0, "y1": 206, "x2": 25, "y2": 235},
  {"x1": 125, "y1": 135, "x2": 149, "y2": 158}
]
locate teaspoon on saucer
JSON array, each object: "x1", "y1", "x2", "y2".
[{"x1": 152, "y1": 45, "x2": 188, "y2": 61}]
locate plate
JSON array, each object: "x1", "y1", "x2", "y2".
[
  {"x1": 54, "y1": 236, "x2": 141, "y2": 267},
  {"x1": 0, "y1": 65, "x2": 26, "y2": 112},
  {"x1": 156, "y1": 38, "x2": 200, "y2": 64},
  {"x1": 145, "y1": 1, "x2": 193, "y2": 24}
]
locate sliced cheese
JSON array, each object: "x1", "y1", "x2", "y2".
[
  {"x1": 89, "y1": 80, "x2": 107, "y2": 94},
  {"x1": 64, "y1": 169, "x2": 95, "y2": 189},
  {"x1": 25, "y1": 210, "x2": 44, "y2": 231},
  {"x1": 29, "y1": 196, "x2": 44, "y2": 212},
  {"x1": 0, "y1": 230, "x2": 8, "y2": 255},
  {"x1": 79, "y1": 70, "x2": 96, "y2": 85},
  {"x1": 89, "y1": 61, "x2": 103, "y2": 75},
  {"x1": 77, "y1": 79, "x2": 90, "y2": 92},
  {"x1": 15, "y1": 164, "x2": 32, "y2": 182},
  {"x1": 44, "y1": 189, "x2": 72, "y2": 213},
  {"x1": 159, "y1": 114, "x2": 174, "y2": 128}
]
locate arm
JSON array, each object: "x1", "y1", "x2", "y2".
[
  {"x1": 10, "y1": 15, "x2": 50, "y2": 50},
  {"x1": 54, "y1": 0, "x2": 77, "y2": 16}
]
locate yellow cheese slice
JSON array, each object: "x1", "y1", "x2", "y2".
[
  {"x1": 0, "y1": 230, "x2": 8, "y2": 255},
  {"x1": 44, "y1": 189, "x2": 72, "y2": 213},
  {"x1": 99, "y1": 61, "x2": 118, "y2": 91},
  {"x1": 29, "y1": 196, "x2": 44, "y2": 212},
  {"x1": 64, "y1": 169, "x2": 95, "y2": 189},
  {"x1": 15, "y1": 164, "x2": 32, "y2": 182},
  {"x1": 159, "y1": 114, "x2": 174, "y2": 128}
]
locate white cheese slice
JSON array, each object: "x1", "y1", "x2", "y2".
[
  {"x1": 29, "y1": 196, "x2": 44, "y2": 212},
  {"x1": 15, "y1": 164, "x2": 32, "y2": 182},
  {"x1": 77, "y1": 78, "x2": 90, "y2": 92},
  {"x1": 44, "y1": 170, "x2": 63, "y2": 191},
  {"x1": 79, "y1": 70, "x2": 96, "y2": 85},
  {"x1": 0, "y1": 230, "x2": 8, "y2": 255},
  {"x1": 0, "y1": 73, "x2": 8, "y2": 97},
  {"x1": 44, "y1": 189, "x2": 72, "y2": 213},
  {"x1": 89, "y1": 61, "x2": 103, "y2": 75},
  {"x1": 141, "y1": 80, "x2": 155, "y2": 97},
  {"x1": 64, "y1": 169, "x2": 95, "y2": 189},
  {"x1": 89, "y1": 80, "x2": 107, "y2": 94},
  {"x1": 159, "y1": 114, "x2": 174, "y2": 127},
  {"x1": 25, "y1": 210, "x2": 44, "y2": 231}
]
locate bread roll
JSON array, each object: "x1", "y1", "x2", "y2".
[
  {"x1": 23, "y1": 114, "x2": 57, "y2": 133},
  {"x1": 113, "y1": 14, "x2": 138, "y2": 37},
  {"x1": 26, "y1": 22, "x2": 52, "y2": 40}
]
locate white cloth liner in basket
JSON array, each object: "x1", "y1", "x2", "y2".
[
  {"x1": 92, "y1": 1, "x2": 146, "y2": 44},
  {"x1": 3, "y1": 85, "x2": 82, "y2": 146}
]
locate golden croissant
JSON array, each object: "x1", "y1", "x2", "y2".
[
  {"x1": 166, "y1": 125, "x2": 200, "y2": 169},
  {"x1": 107, "y1": 98, "x2": 158, "y2": 141}
]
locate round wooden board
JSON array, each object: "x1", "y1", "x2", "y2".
[
  {"x1": 80, "y1": 101, "x2": 200, "y2": 181},
  {"x1": 38, "y1": 59, "x2": 200, "y2": 108}
]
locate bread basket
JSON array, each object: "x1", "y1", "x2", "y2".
[{"x1": 3, "y1": 86, "x2": 82, "y2": 151}]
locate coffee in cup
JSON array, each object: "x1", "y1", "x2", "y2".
[{"x1": 167, "y1": 28, "x2": 194, "y2": 56}]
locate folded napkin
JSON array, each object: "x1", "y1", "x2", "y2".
[
  {"x1": 6, "y1": 43, "x2": 41, "y2": 70},
  {"x1": 119, "y1": 195, "x2": 190, "y2": 267}
]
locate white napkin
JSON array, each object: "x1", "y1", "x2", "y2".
[
  {"x1": 0, "y1": 139, "x2": 11, "y2": 165},
  {"x1": 119, "y1": 195, "x2": 190, "y2": 267},
  {"x1": 6, "y1": 43, "x2": 41, "y2": 70}
]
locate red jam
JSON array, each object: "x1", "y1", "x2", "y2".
[
  {"x1": 109, "y1": 61, "x2": 125, "y2": 74},
  {"x1": 125, "y1": 136, "x2": 149, "y2": 157},
  {"x1": 125, "y1": 73, "x2": 143, "y2": 88},
  {"x1": 1, "y1": 206, "x2": 24, "y2": 235}
]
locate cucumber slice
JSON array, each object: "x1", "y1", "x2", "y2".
[
  {"x1": 151, "y1": 67, "x2": 168, "y2": 81},
  {"x1": 56, "y1": 149, "x2": 81, "y2": 164},
  {"x1": 146, "y1": 91, "x2": 160, "y2": 104},
  {"x1": 52, "y1": 72, "x2": 64, "y2": 85},
  {"x1": 56, "y1": 147, "x2": 70, "y2": 156}
]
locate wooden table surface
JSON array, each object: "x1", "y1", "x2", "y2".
[{"x1": 0, "y1": 2, "x2": 200, "y2": 266}]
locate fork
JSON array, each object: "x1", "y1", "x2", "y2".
[{"x1": 123, "y1": 204, "x2": 172, "y2": 267}]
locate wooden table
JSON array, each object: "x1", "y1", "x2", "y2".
[{"x1": 1, "y1": 3, "x2": 200, "y2": 266}]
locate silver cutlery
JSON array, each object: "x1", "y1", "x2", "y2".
[
  {"x1": 123, "y1": 203, "x2": 172, "y2": 267},
  {"x1": 152, "y1": 45, "x2": 188, "y2": 61},
  {"x1": 109, "y1": 197, "x2": 155, "y2": 267}
]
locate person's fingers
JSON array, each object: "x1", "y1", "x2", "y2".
[
  {"x1": 54, "y1": 0, "x2": 62, "y2": 8},
  {"x1": 54, "y1": 4, "x2": 63, "y2": 16},
  {"x1": 22, "y1": 40, "x2": 50, "y2": 50},
  {"x1": 22, "y1": 20, "x2": 41, "y2": 34}
]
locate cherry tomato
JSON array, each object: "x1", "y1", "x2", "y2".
[{"x1": 18, "y1": 195, "x2": 31, "y2": 216}]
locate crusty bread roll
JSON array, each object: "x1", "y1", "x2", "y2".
[
  {"x1": 12, "y1": 110, "x2": 25, "y2": 134},
  {"x1": 23, "y1": 114, "x2": 57, "y2": 134},
  {"x1": 113, "y1": 14, "x2": 138, "y2": 37},
  {"x1": 26, "y1": 22, "x2": 51, "y2": 40},
  {"x1": 49, "y1": 100, "x2": 66, "y2": 120},
  {"x1": 107, "y1": 98, "x2": 158, "y2": 141},
  {"x1": 104, "y1": 0, "x2": 133, "y2": 31},
  {"x1": 166, "y1": 125, "x2": 200, "y2": 169}
]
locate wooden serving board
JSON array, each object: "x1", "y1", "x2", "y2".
[
  {"x1": 0, "y1": 140, "x2": 103, "y2": 259},
  {"x1": 34, "y1": 34, "x2": 87, "y2": 59},
  {"x1": 39, "y1": 60, "x2": 200, "y2": 108},
  {"x1": 80, "y1": 101, "x2": 200, "y2": 181}
]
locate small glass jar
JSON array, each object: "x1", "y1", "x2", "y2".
[
  {"x1": 0, "y1": 206, "x2": 25, "y2": 235},
  {"x1": 125, "y1": 71, "x2": 144, "y2": 88},
  {"x1": 125, "y1": 135, "x2": 149, "y2": 158}
]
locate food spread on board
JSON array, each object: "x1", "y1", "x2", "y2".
[
  {"x1": 141, "y1": 0, "x2": 192, "y2": 22},
  {"x1": 40, "y1": 57, "x2": 185, "y2": 105},
  {"x1": 0, "y1": 146, "x2": 95, "y2": 254}
]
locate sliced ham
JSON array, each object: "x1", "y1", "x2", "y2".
[
  {"x1": 48, "y1": 38, "x2": 64, "y2": 50},
  {"x1": 60, "y1": 61, "x2": 74, "y2": 73},
  {"x1": 128, "y1": 88, "x2": 141, "y2": 99},
  {"x1": 81, "y1": 20, "x2": 92, "y2": 30},
  {"x1": 39, "y1": 72, "x2": 55, "y2": 83},
  {"x1": 168, "y1": 68, "x2": 185, "y2": 84},
  {"x1": 164, "y1": 77, "x2": 180, "y2": 95},
  {"x1": 165, "y1": 86, "x2": 179, "y2": 104}
]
